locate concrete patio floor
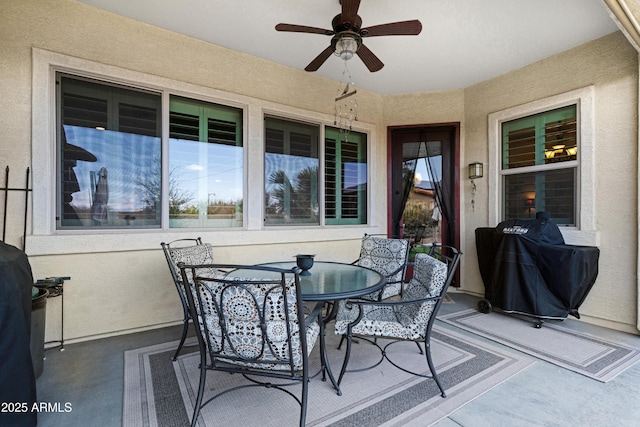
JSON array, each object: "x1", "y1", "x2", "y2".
[{"x1": 35, "y1": 292, "x2": 640, "y2": 426}]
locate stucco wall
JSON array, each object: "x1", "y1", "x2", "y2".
[
  {"x1": 1, "y1": 1, "x2": 638, "y2": 341},
  {"x1": 1, "y1": 0, "x2": 388, "y2": 342},
  {"x1": 379, "y1": 32, "x2": 639, "y2": 333},
  {"x1": 463, "y1": 32, "x2": 638, "y2": 332}
]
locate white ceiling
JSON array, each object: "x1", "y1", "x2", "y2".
[{"x1": 76, "y1": 0, "x2": 619, "y2": 95}]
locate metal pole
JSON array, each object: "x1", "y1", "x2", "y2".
[
  {"x1": 2, "y1": 166, "x2": 9, "y2": 241},
  {"x1": 23, "y1": 167, "x2": 30, "y2": 251}
]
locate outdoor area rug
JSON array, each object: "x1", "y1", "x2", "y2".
[
  {"x1": 438, "y1": 308, "x2": 640, "y2": 382},
  {"x1": 123, "y1": 325, "x2": 532, "y2": 427}
]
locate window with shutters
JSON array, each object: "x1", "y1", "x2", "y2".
[
  {"x1": 325, "y1": 127, "x2": 367, "y2": 225},
  {"x1": 169, "y1": 96, "x2": 243, "y2": 228},
  {"x1": 56, "y1": 72, "x2": 371, "y2": 232},
  {"x1": 57, "y1": 74, "x2": 243, "y2": 230},
  {"x1": 58, "y1": 75, "x2": 162, "y2": 229},
  {"x1": 264, "y1": 117, "x2": 320, "y2": 225},
  {"x1": 501, "y1": 105, "x2": 577, "y2": 225},
  {"x1": 263, "y1": 117, "x2": 368, "y2": 226}
]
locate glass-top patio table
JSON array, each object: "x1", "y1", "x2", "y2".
[
  {"x1": 227, "y1": 261, "x2": 386, "y2": 395},
  {"x1": 227, "y1": 260, "x2": 386, "y2": 301}
]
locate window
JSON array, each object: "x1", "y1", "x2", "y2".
[
  {"x1": 501, "y1": 105, "x2": 577, "y2": 225},
  {"x1": 169, "y1": 96, "x2": 243, "y2": 228},
  {"x1": 58, "y1": 75, "x2": 162, "y2": 229},
  {"x1": 325, "y1": 127, "x2": 367, "y2": 225},
  {"x1": 264, "y1": 117, "x2": 319, "y2": 225},
  {"x1": 57, "y1": 75, "x2": 243, "y2": 230},
  {"x1": 263, "y1": 118, "x2": 369, "y2": 226}
]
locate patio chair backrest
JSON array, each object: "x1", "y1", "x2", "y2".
[
  {"x1": 163, "y1": 240, "x2": 214, "y2": 279},
  {"x1": 181, "y1": 264, "x2": 319, "y2": 372},
  {"x1": 163, "y1": 239, "x2": 220, "y2": 296},
  {"x1": 357, "y1": 234, "x2": 410, "y2": 282}
]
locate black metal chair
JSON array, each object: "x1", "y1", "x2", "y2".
[
  {"x1": 161, "y1": 238, "x2": 220, "y2": 360},
  {"x1": 334, "y1": 244, "x2": 461, "y2": 397},
  {"x1": 178, "y1": 263, "x2": 322, "y2": 427},
  {"x1": 352, "y1": 233, "x2": 411, "y2": 301}
]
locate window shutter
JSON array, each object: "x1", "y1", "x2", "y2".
[{"x1": 501, "y1": 104, "x2": 577, "y2": 225}]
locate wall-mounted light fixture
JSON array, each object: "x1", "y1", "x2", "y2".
[{"x1": 468, "y1": 162, "x2": 483, "y2": 179}]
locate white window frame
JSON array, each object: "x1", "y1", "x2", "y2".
[
  {"x1": 30, "y1": 48, "x2": 379, "y2": 255},
  {"x1": 488, "y1": 86, "x2": 599, "y2": 246}
]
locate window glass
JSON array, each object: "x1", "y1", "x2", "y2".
[
  {"x1": 58, "y1": 76, "x2": 162, "y2": 229},
  {"x1": 502, "y1": 105, "x2": 577, "y2": 169},
  {"x1": 168, "y1": 96, "x2": 243, "y2": 228},
  {"x1": 264, "y1": 117, "x2": 319, "y2": 225},
  {"x1": 57, "y1": 76, "x2": 244, "y2": 230},
  {"x1": 325, "y1": 127, "x2": 367, "y2": 224},
  {"x1": 501, "y1": 105, "x2": 577, "y2": 225},
  {"x1": 504, "y1": 169, "x2": 575, "y2": 224}
]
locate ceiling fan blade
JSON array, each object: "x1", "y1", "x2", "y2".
[
  {"x1": 341, "y1": 0, "x2": 361, "y2": 26},
  {"x1": 361, "y1": 20, "x2": 422, "y2": 37},
  {"x1": 305, "y1": 46, "x2": 335, "y2": 72},
  {"x1": 275, "y1": 23, "x2": 334, "y2": 35},
  {"x1": 356, "y1": 44, "x2": 384, "y2": 72}
]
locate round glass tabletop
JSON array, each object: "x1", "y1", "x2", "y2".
[{"x1": 226, "y1": 261, "x2": 386, "y2": 301}]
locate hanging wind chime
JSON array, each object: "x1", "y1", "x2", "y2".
[{"x1": 334, "y1": 60, "x2": 358, "y2": 141}]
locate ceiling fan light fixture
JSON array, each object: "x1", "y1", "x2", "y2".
[{"x1": 334, "y1": 35, "x2": 358, "y2": 60}]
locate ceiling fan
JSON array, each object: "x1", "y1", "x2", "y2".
[{"x1": 275, "y1": 0, "x2": 422, "y2": 72}]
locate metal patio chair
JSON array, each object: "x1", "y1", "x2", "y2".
[
  {"x1": 178, "y1": 263, "x2": 322, "y2": 427},
  {"x1": 334, "y1": 244, "x2": 461, "y2": 397},
  {"x1": 161, "y1": 238, "x2": 220, "y2": 360}
]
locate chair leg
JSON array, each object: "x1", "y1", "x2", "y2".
[
  {"x1": 172, "y1": 317, "x2": 190, "y2": 361},
  {"x1": 337, "y1": 330, "x2": 353, "y2": 386},
  {"x1": 416, "y1": 341, "x2": 424, "y2": 355},
  {"x1": 319, "y1": 321, "x2": 327, "y2": 382},
  {"x1": 299, "y1": 370, "x2": 309, "y2": 427},
  {"x1": 424, "y1": 340, "x2": 446, "y2": 398},
  {"x1": 191, "y1": 352, "x2": 207, "y2": 427},
  {"x1": 337, "y1": 334, "x2": 345, "y2": 350}
]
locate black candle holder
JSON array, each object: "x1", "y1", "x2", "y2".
[{"x1": 295, "y1": 254, "x2": 315, "y2": 276}]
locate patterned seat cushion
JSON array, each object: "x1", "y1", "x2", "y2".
[
  {"x1": 169, "y1": 243, "x2": 219, "y2": 282},
  {"x1": 169, "y1": 243, "x2": 223, "y2": 310},
  {"x1": 357, "y1": 235, "x2": 409, "y2": 300},
  {"x1": 198, "y1": 276, "x2": 320, "y2": 371},
  {"x1": 335, "y1": 253, "x2": 447, "y2": 341}
]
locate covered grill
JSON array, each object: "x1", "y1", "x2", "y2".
[{"x1": 475, "y1": 212, "x2": 599, "y2": 326}]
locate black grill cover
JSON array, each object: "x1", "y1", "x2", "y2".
[
  {"x1": 475, "y1": 213, "x2": 599, "y2": 319},
  {"x1": 0, "y1": 241, "x2": 37, "y2": 426}
]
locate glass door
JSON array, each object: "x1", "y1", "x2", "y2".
[{"x1": 389, "y1": 125, "x2": 459, "y2": 250}]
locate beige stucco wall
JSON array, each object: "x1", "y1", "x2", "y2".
[
  {"x1": 463, "y1": 32, "x2": 639, "y2": 332},
  {"x1": 380, "y1": 32, "x2": 639, "y2": 333},
  {"x1": 1, "y1": 0, "x2": 638, "y2": 341},
  {"x1": 1, "y1": 0, "x2": 388, "y2": 342}
]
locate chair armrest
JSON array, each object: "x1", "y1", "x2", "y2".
[
  {"x1": 382, "y1": 264, "x2": 406, "y2": 283},
  {"x1": 344, "y1": 295, "x2": 440, "y2": 308},
  {"x1": 352, "y1": 259, "x2": 405, "y2": 282}
]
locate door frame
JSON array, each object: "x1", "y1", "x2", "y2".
[{"x1": 386, "y1": 122, "x2": 461, "y2": 250}]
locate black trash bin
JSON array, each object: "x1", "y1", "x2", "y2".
[{"x1": 31, "y1": 287, "x2": 48, "y2": 379}]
